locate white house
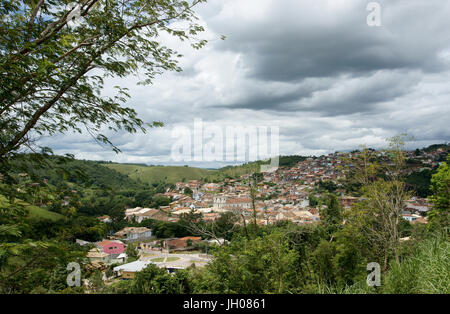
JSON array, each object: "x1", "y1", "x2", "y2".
[{"x1": 114, "y1": 227, "x2": 152, "y2": 241}]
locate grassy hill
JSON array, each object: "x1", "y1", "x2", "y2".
[
  {"x1": 0, "y1": 195, "x2": 63, "y2": 221},
  {"x1": 208, "y1": 162, "x2": 261, "y2": 181},
  {"x1": 31, "y1": 158, "x2": 148, "y2": 190},
  {"x1": 208, "y1": 156, "x2": 308, "y2": 180},
  {"x1": 102, "y1": 164, "x2": 216, "y2": 185},
  {"x1": 27, "y1": 204, "x2": 64, "y2": 221},
  {"x1": 102, "y1": 155, "x2": 308, "y2": 184}
]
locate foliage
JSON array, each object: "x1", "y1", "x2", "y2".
[
  {"x1": 183, "y1": 187, "x2": 193, "y2": 196},
  {"x1": 131, "y1": 264, "x2": 192, "y2": 294},
  {"x1": 342, "y1": 136, "x2": 412, "y2": 268},
  {"x1": 126, "y1": 243, "x2": 139, "y2": 262},
  {"x1": 89, "y1": 270, "x2": 105, "y2": 293},
  {"x1": 309, "y1": 193, "x2": 319, "y2": 207},
  {"x1": 317, "y1": 180, "x2": 338, "y2": 193},
  {"x1": 382, "y1": 236, "x2": 449, "y2": 294},
  {"x1": 201, "y1": 231, "x2": 298, "y2": 293},
  {"x1": 405, "y1": 169, "x2": 434, "y2": 197},
  {"x1": 1, "y1": 0, "x2": 208, "y2": 157},
  {"x1": 427, "y1": 156, "x2": 450, "y2": 234},
  {"x1": 320, "y1": 194, "x2": 343, "y2": 236},
  {"x1": 0, "y1": 240, "x2": 87, "y2": 293}
]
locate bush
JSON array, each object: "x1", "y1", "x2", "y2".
[{"x1": 383, "y1": 236, "x2": 449, "y2": 294}]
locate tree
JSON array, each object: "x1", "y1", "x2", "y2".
[
  {"x1": 318, "y1": 180, "x2": 338, "y2": 193},
  {"x1": 405, "y1": 169, "x2": 434, "y2": 198},
  {"x1": 134, "y1": 190, "x2": 155, "y2": 207},
  {"x1": 108, "y1": 204, "x2": 126, "y2": 231},
  {"x1": 309, "y1": 193, "x2": 319, "y2": 207},
  {"x1": 204, "y1": 232, "x2": 298, "y2": 293},
  {"x1": 343, "y1": 135, "x2": 412, "y2": 269},
  {"x1": 320, "y1": 194, "x2": 343, "y2": 236},
  {"x1": 180, "y1": 211, "x2": 238, "y2": 244},
  {"x1": 428, "y1": 156, "x2": 450, "y2": 234},
  {"x1": 131, "y1": 264, "x2": 192, "y2": 294},
  {"x1": 312, "y1": 240, "x2": 336, "y2": 286},
  {"x1": 126, "y1": 242, "x2": 139, "y2": 261},
  {"x1": 89, "y1": 270, "x2": 105, "y2": 293},
  {"x1": 183, "y1": 187, "x2": 193, "y2": 197},
  {"x1": 0, "y1": 0, "x2": 208, "y2": 157},
  {"x1": 0, "y1": 239, "x2": 86, "y2": 293},
  {"x1": 0, "y1": 1, "x2": 210, "y2": 292},
  {"x1": 151, "y1": 195, "x2": 170, "y2": 208}
]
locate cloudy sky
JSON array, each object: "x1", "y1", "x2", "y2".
[{"x1": 41, "y1": 0, "x2": 450, "y2": 168}]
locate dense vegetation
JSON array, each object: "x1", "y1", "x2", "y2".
[{"x1": 405, "y1": 169, "x2": 435, "y2": 197}]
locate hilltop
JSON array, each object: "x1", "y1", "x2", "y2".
[
  {"x1": 100, "y1": 155, "x2": 309, "y2": 184},
  {"x1": 102, "y1": 164, "x2": 215, "y2": 185}
]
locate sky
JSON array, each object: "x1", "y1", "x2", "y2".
[{"x1": 40, "y1": 0, "x2": 450, "y2": 168}]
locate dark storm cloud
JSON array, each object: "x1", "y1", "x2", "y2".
[
  {"x1": 218, "y1": 69, "x2": 422, "y2": 116},
  {"x1": 215, "y1": 78, "x2": 333, "y2": 111},
  {"x1": 201, "y1": 0, "x2": 450, "y2": 117},
  {"x1": 294, "y1": 70, "x2": 423, "y2": 116},
  {"x1": 209, "y1": 0, "x2": 450, "y2": 83}
]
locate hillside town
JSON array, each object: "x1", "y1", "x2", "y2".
[
  {"x1": 77, "y1": 146, "x2": 447, "y2": 283},
  {"x1": 123, "y1": 147, "x2": 447, "y2": 227}
]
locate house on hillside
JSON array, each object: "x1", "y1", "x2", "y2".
[
  {"x1": 340, "y1": 196, "x2": 359, "y2": 209},
  {"x1": 165, "y1": 236, "x2": 202, "y2": 250},
  {"x1": 402, "y1": 213, "x2": 422, "y2": 222},
  {"x1": 97, "y1": 215, "x2": 112, "y2": 223},
  {"x1": 113, "y1": 261, "x2": 152, "y2": 279},
  {"x1": 114, "y1": 227, "x2": 152, "y2": 242},
  {"x1": 188, "y1": 180, "x2": 202, "y2": 191},
  {"x1": 87, "y1": 241, "x2": 128, "y2": 265},
  {"x1": 213, "y1": 195, "x2": 251, "y2": 210},
  {"x1": 76, "y1": 239, "x2": 91, "y2": 246},
  {"x1": 87, "y1": 248, "x2": 109, "y2": 264},
  {"x1": 133, "y1": 208, "x2": 175, "y2": 223},
  {"x1": 203, "y1": 183, "x2": 221, "y2": 192},
  {"x1": 96, "y1": 240, "x2": 126, "y2": 256}
]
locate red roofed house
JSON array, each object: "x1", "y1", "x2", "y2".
[{"x1": 97, "y1": 240, "x2": 126, "y2": 255}]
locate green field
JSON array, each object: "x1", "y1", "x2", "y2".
[
  {"x1": 0, "y1": 195, "x2": 63, "y2": 221},
  {"x1": 102, "y1": 164, "x2": 216, "y2": 184}
]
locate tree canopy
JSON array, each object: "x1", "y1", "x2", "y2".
[{"x1": 0, "y1": 0, "x2": 207, "y2": 157}]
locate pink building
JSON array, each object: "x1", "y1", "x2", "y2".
[{"x1": 97, "y1": 240, "x2": 126, "y2": 255}]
